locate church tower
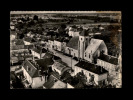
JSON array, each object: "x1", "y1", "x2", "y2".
[{"x1": 78, "y1": 29, "x2": 90, "y2": 59}]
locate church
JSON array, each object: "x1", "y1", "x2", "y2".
[{"x1": 65, "y1": 29, "x2": 108, "y2": 63}]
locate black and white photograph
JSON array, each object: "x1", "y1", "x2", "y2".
[{"x1": 10, "y1": 11, "x2": 122, "y2": 89}]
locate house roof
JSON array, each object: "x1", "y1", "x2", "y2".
[
  {"x1": 50, "y1": 72, "x2": 60, "y2": 79},
  {"x1": 66, "y1": 36, "x2": 79, "y2": 50},
  {"x1": 10, "y1": 31, "x2": 16, "y2": 35},
  {"x1": 24, "y1": 37, "x2": 32, "y2": 42},
  {"x1": 15, "y1": 39, "x2": 25, "y2": 45},
  {"x1": 53, "y1": 55, "x2": 61, "y2": 61},
  {"x1": 11, "y1": 45, "x2": 25, "y2": 50},
  {"x1": 53, "y1": 62, "x2": 66, "y2": 72},
  {"x1": 43, "y1": 75, "x2": 58, "y2": 89},
  {"x1": 24, "y1": 45, "x2": 34, "y2": 49},
  {"x1": 98, "y1": 54, "x2": 118, "y2": 65},
  {"x1": 75, "y1": 61, "x2": 108, "y2": 75},
  {"x1": 32, "y1": 47, "x2": 42, "y2": 54},
  {"x1": 35, "y1": 58, "x2": 54, "y2": 71},
  {"x1": 23, "y1": 60, "x2": 39, "y2": 78},
  {"x1": 52, "y1": 80, "x2": 67, "y2": 88},
  {"x1": 43, "y1": 52, "x2": 53, "y2": 59},
  {"x1": 85, "y1": 39, "x2": 104, "y2": 55}
]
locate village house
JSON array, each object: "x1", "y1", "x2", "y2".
[
  {"x1": 74, "y1": 61, "x2": 108, "y2": 85},
  {"x1": 11, "y1": 39, "x2": 28, "y2": 52},
  {"x1": 22, "y1": 56, "x2": 54, "y2": 88},
  {"x1": 53, "y1": 38, "x2": 64, "y2": 52},
  {"x1": 97, "y1": 54, "x2": 118, "y2": 73},
  {"x1": 31, "y1": 46, "x2": 47, "y2": 59}
]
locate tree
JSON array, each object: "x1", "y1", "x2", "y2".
[{"x1": 33, "y1": 15, "x2": 38, "y2": 21}]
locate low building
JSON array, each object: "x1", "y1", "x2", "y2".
[
  {"x1": 52, "y1": 61, "x2": 71, "y2": 75},
  {"x1": 74, "y1": 61, "x2": 108, "y2": 85},
  {"x1": 97, "y1": 54, "x2": 118, "y2": 73}
]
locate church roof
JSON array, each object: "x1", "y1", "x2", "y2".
[
  {"x1": 66, "y1": 36, "x2": 79, "y2": 50},
  {"x1": 85, "y1": 39, "x2": 103, "y2": 55}
]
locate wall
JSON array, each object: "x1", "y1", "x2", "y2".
[
  {"x1": 32, "y1": 76, "x2": 45, "y2": 88},
  {"x1": 48, "y1": 40, "x2": 54, "y2": 49},
  {"x1": 51, "y1": 65, "x2": 62, "y2": 75},
  {"x1": 84, "y1": 51, "x2": 93, "y2": 63},
  {"x1": 31, "y1": 50, "x2": 40, "y2": 59},
  {"x1": 54, "y1": 40, "x2": 62, "y2": 51},
  {"x1": 97, "y1": 59, "x2": 116, "y2": 72},
  {"x1": 22, "y1": 66, "x2": 33, "y2": 84},
  {"x1": 65, "y1": 47, "x2": 78, "y2": 58}
]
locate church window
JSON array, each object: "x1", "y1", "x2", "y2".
[
  {"x1": 81, "y1": 38, "x2": 82, "y2": 40},
  {"x1": 86, "y1": 38, "x2": 88, "y2": 41},
  {"x1": 85, "y1": 52, "x2": 86, "y2": 57},
  {"x1": 89, "y1": 54, "x2": 90, "y2": 58}
]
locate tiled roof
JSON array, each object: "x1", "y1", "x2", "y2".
[
  {"x1": 24, "y1": 45, "x2": 34, "y2": 49},
  {"x1": 52, "y1": 80, "x2": 66, "y2": 88},
  {"x1": 10, "y1": 31, "x2": 16, "y2": 35},
  {"x1": 98, "y1": 54, "x2": 118, "y2": 65},
  {"x1": 35, "y1": 58, "x2": 54, "y2": 71},
  {"x1": 11, "y1": 45, "x2": 25, "y2": 50},
  {"x1": 53, "y1": 62, "x2": 66, "y2": 72},
  {"x1": 24, "y1": 37, "x2": 32, "y2": 42},
  {"x1": 66, "y1": 36, "x2": 79, "y2": 50},
  {"x1": 75, "y1": 61, "x2": 108, "y2": 75},
  {"x1": 50, "y1": 72, "x2": 60, "y2": 79},
  {"x1": 15, "y1": 39, "x2": 25, "y2": 45},
  {"x1": 23, "y1": 60, "x2": 39, "y2": 78},
  {"x1": 53, "y1": 55, "x2": 61, "y2": 61},
  {"x1": 32, "y1": 47, "x2": 42, "y2": 54},
  {"x1": 43, "y1": 75, "x2": 58, "y2": 89},
  {"x1": 43, "y1": 52, "x2": 53, "y2": 59},
  {"x1": 85, "y1": 39, "x2": 104, "y2": 55}
]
